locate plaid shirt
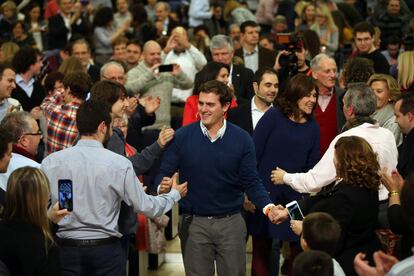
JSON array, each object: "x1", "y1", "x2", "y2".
[{"x1": 41, "y1": 91, "x2": 81, "y2": 155}]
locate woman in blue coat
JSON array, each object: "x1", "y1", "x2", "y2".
[{"x1": 250, "y1": 73, "x2": 320, "y2": 274}]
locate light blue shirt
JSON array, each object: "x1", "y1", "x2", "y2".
[
  {"x1": 0, "y1": 153, "x2": 40, "y2": 191},
  {"x1": 16, "y1": 75, "x2": 34, "y2": 98},
  {"x1": 243, "y1": 46, "x2": 259, "y2": 72},
  {"x1": 41, "y1": 139, "x2": 180, "y2": 239}
]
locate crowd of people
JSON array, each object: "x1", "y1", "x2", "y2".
[{"x1": 0, "y1": 0, "x2": 414, "y2": 275}]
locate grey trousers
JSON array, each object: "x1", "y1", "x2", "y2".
[{"x1": 178, "y1": 213, "x2": 247, "y2": 276}]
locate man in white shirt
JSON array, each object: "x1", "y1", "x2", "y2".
[
  {"x1": 272, "y1": 83, "x2": 398, "y2": 203},
  {"x1": 163, "y1": 27, "x2": 207, "y2": 105}
]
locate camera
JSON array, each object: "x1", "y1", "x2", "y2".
[{"x1": 275, "y1": 33, "x2": 304, "y2": 72}]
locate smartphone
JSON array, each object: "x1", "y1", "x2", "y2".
[
  {"x1": 58, "y1": 179, "x2": 73, "y2": 211},
  {"x1": 158, "y1": 64, "x2": 174, "y2": 72},
  {"x1": 286, "y1": 200, "x2": 304, "y2": 221}
]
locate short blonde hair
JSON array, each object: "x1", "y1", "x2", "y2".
[
  {"x1": 367, "y1": 73, "x2": 400, "y2": 102},
  {"x1": 1, "y1": 42, "x2": 20, "y2": 64},
  {"x1": 313, "y1": 5, "x2": 338, "y2": 33},
  {"x1": 398, "y1": 51, "x2": 414, "y2": 90}
]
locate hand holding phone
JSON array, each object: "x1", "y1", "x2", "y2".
[
  {"x1": 286, "y1": 200, "x2": 304, "y2": 221},
  {"x1": 58, "y1": 179, "x2": 73, "y2": 211}
]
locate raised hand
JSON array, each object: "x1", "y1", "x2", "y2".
[
  {"x1": 271, "y1": 167, "x2": 287, "y2": 184},
  {"x1": 157, "y1": 126, "x2": 175, "y2": 148},
  {"x1": 171, "y1": 172, "x2": 188, "y2": 198}
]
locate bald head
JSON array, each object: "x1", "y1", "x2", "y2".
[{"x1": 143, "y1": 41, "x2": 162, "y2": 67}]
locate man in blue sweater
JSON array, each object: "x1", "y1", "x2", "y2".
[{"x1": 157, "y1": 80, "x2": 280, "y2": 276}]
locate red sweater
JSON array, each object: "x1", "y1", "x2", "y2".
[{"x1": 314, "y1": 96, "x2": 337, "y2": 156}]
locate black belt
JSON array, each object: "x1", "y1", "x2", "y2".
[
  {"x1": 186, "y1": 211, "x2": 240, "y2": 220},
  {"x1": 56, "y1": 236, "x2": 119, "y2": 247}
]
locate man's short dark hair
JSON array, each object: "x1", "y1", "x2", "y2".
[
  {"x1": 353, "y1": 22, "x2": 375, "y2": 37},
  {"x1": 76, "y1": 100, "x2": 112, "y2": 136},
  {"x1": 127, "y1": 39, "x2": 142, "y2": 49},
  {"x1": 398, "y1": 93, "x2": 414, "y2": 115},
  {"x1": 90, "y1": 80, "x2": 127, "y2": 106},
  {"x1": 0, "y1": 127, "x2": 13, "y2": 160},
  {"x1": 302, "y1": 212, "x2": 341, "y2": 256},
  {"x1": 240, "y1": 20, "x2": 258, "y2": 33},
  {"x1": 0, "y1": 64, "x2": 13, "y2": 79},
  {"x1": 11, "y1": 47, "x2": 41, "y2": 74},
  {"x1": 254, "y1": 67, "x2": 277, "y2": 85},
  {"x1": 63, "y1": 72, "x2": 93, "y2": 100},
  {"x1": 292, "y1": 250, "x2": 333, "y2": 276},
  {"x1": 198, "y1": 80, "x2": 232, "y2": 106}
]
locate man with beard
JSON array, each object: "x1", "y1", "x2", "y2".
[{"x1": 41, "y1": 100, "x2": 188, "y2": 275}]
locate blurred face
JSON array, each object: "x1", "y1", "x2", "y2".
[
  {"x1": 101, "y1": 64, "x2": 126, "y2": 85},
  {"x1": 54, "y1": 80, "x2": 64, "y2": 94},
  {"x1": 126, "y1": 44, "x2": 141, "y2": 65},
  {"x1": 213, "y1": 6, "x2": 222, "y2": 19},
  {"x1": 0, "y1": 68, "x2": 16, "y2": 100},
  {"x1": 113, "y1": 43, "x2": 127, "y2": 61},
  {"x1": 387, "y1": 43, "x2": 400, "y2": 58},
  {"x1": 295, "y1": 48, "x2": 306, "y2": 68},
  {"x1": 198, "y1": 92, "x2": 230, "y2": 129},
  {"x1": 355, "y1": 32, "x2": 375, "y2": 53},
  {"x1": 272, "y1": 23, "x2": 287, "y2": 33},
  {"x1": 0, "y1": 142, "x2": 12, "y2": 173},
  {"x1": 2, "y1": 7, "x2": 14, "y2": 19},
  {"x1": 111, "y1": 97, "x2": 129, "y2": 118},
  {"x1": 29, "y1": 6, "x2": 41, "y2": 22},
  {"x1": 255, "y1": 73, "x2": 278, "y2": 104},
  {"x1": 143, "y1": 43, "x2": 161, "y2": 67},
  {"x1": 30, "y1": 55, "x2": 43, "y2": 76},
  {"x1": 387, "y1": 0, "x2": 400, "y2": 15},
  {"x1": 211, "y1": 47, "x2": 233, "y2": 66},
  {"x1": 371, "y1": 80, "x2": 390, "y2": 110},
  {"x1": 72, "y1": 43, "x2": 91, "y2": 67},
  {"x1": 12, "y1": 23, "x2": 24, "y2": 38},
  {"x1": 305, "y1": 5, "x2": 315, "y2": 21},
  {"x1": 112, "y1": 117, "x2": 128, "y2": 138},
  {"x1": 155, "y1": 4, "x2": 168, "y2": 21},
  {"x1": 312, "y1": 58, "x2": 337, "y2": 89},
  {"x1": 315, "y1": 13, "x2": 326, "y2": 25},
  {"x1": 216, "y1": 67, "x2": 229, "y2": 84},
  {"x1": 259, "y1": 38, "x2": 274, "y2": 50},
  {"x1": 59, "y1": 0, "x2": 74, "y2": 15},
  {"x1": 116, "y1": 0, "x2": 129, "y2": 13},
  {"x1": 23, "y1": 118, "x2": 42, "y2": 155},
  {"x1": 297, "y1": 89, "x2": 318, "y2": 116},
  {"x1": 229, "y1": 26, "x2": 240, "y2": 39},
  {"x1": 241, "y1": 26, "x2": 259, "y2": 46},
  {"x1": 394, "y1": 100, "x2": 413, "y2": 134}
]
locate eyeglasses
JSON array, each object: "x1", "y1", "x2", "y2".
[{"x1": 23, "y1": 130, "x2": 43, "y2": 136}]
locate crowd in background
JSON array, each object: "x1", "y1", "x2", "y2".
[{"x1": 0, "y1": 0, "x2": 414, "y2": 275}]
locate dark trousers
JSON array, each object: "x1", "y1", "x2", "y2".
[
  {"x1": 251, "y1": 236, "x2": 273, "y2": 276},
  {"x1": 59, "y1": 241, "x2": 126, "y2": 276}
]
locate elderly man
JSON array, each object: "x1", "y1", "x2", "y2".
[
  {"x1": 0, "y1": 112, "x2": 42, "y2": 191},
  {"x1": 310, "y1": 53, "x2": 345, "y2": 156},
  {"x1": 210, "y1": 35, "x2": 255, "y2": 104},
  {"x1": 155, "y1": 2, "x2": 179, "y2": 36}
]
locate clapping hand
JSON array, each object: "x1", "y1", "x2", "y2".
[{"x1": 171, "y1": 172, "x2": 188, "y2": 198}]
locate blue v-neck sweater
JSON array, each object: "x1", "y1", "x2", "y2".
[{"x1": 156, "y1": 122, "x2": 272, "y2": 216}]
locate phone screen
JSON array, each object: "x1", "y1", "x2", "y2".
[
  {"x1": 58, "y1": 179, "x2": 73, "y2": 211},
  {"x1": 159, "y1": 64, "x2": 173, "y2": 72},
  {"x1": 287, "y1": 202, "x2": 304, "y2": 220}
]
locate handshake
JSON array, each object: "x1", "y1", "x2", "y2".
[
  {"x1": 267, "y1": 204, "x2": 289, "y2": 224},
  {"x1": 158, "y1": 172, "x2": 188, "y2": 198}
]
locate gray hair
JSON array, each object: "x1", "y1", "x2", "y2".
[
  {"x1": 343, "y1": 83, "x2": 376, "y2": 117},
  {"x1": 155, "y1": 1, "x2": 170, "y2": 12},
  {"x1": 310, "y1": 53, "x2": 336, "y2": 71},
  {"x1": 100, "y1": 61, "x2": 125, "y2": 79},
  {"x1": 0, "y1": 111, "x2": 33, "y2": 142},
  {"x1": 210, "y1": 35, "x2": 234, "y2": 52}
]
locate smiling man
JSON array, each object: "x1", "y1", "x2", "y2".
[
  {"x1": 0, "y1": 65, "x2": 17, "y2": 121},
  {"x1": 310, "y1": 53, "x2": 345, "y2": 156},
  {"x1": 156, "y1": 80, "x2": 281, "y2": 276}
]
